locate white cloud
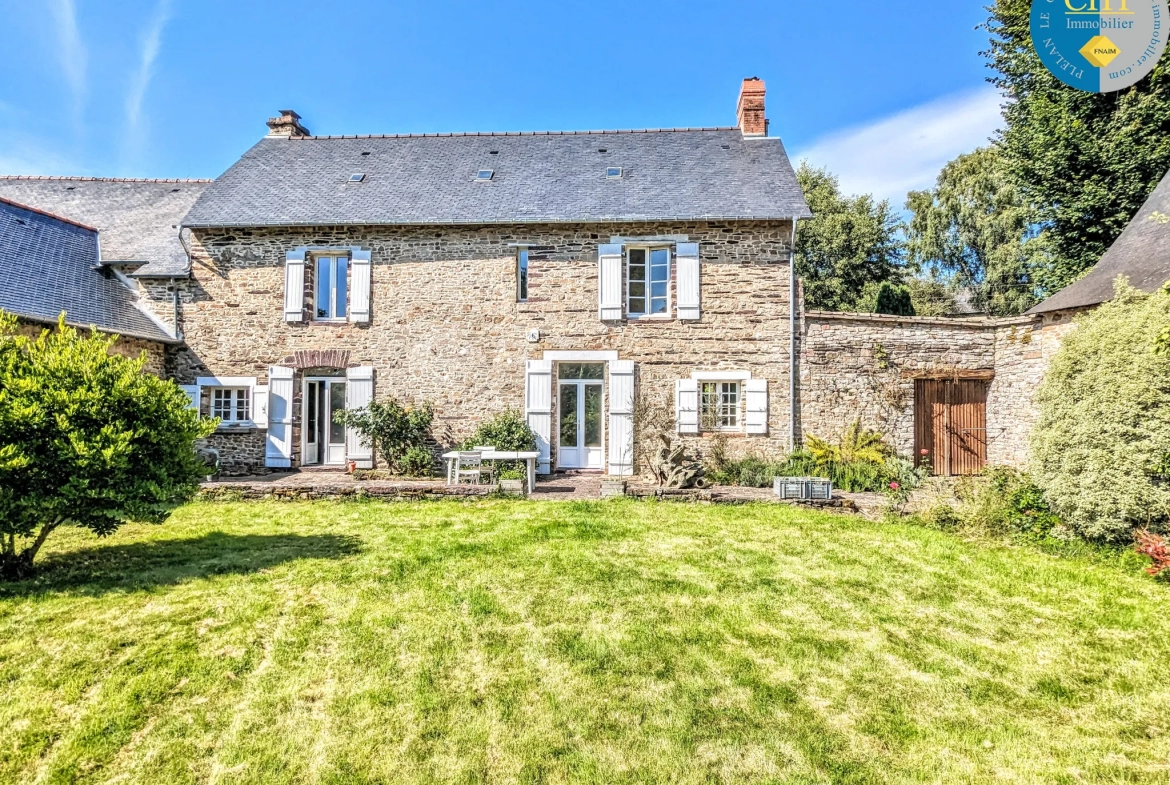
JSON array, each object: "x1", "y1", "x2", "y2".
[
  {"x1": 794, "y1": 88, "x2": 1005, "y2": 209},
  {"x1": 125, "y1": 0, "x2": 173, "y2": 130},
  {"x1": 48, "y1": 0, "x2": 87, "y2": 123}
]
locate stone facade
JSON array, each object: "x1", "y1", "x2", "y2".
[
  {"x1": 145, "y1": 220, "x2": 798, "y2": 474},
  {"x1": 16, "y1": 318, "x2": 168, "y2": 376}
]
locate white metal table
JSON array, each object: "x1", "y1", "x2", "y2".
[{"x1": 442, "y1": 450, "x2": 540, "y2": 492}]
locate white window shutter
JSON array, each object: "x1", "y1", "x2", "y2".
[
  {"x1": 253, "y1": 385, "x2": 269, "y2": 429},
  {"x1": 525, "y1": 360, "x2": 553, "y2": 474},
  {"x1": 598, "y1": 243, "x2": 623, "y2": 321},
  {"x1": 607, "y1": 360, "x2": 635, "y2": 476},
  {"x1": 345, "y1": 366, "x2": 375, "y2": 468},
  {"x1": 265, "y1": 366, "x2": 295, "y2": 468},
  {"x1": 676, "y1": 243, "x2": 701, "y2": 320},
  {"x1": 284, "y1": 249, "x2": 307, "y2": 322},
  {"x1": 179, "y1": 384, "x2": 199, "y2": 414},
  {"x1": 349, "y1": 247, "x2": 371, "y2": 324},
  {"x1": 675, "y1": 379, "x2": 699, "y2": 435},
  {"x1": 745, "y1": 379, "x2": 769, "y2": 435}
]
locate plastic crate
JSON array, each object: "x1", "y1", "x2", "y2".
[{"x1": 773, "y1": 476, "x2": 833, "y2": 500}]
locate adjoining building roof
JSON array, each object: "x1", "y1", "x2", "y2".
[
  {"x1": 182, "y1": 128, "x2": 811, "y2": 228},
  {"x1": 1029, "y1": 169, "x2": 1170, "y2": 314},
  {"x1": 0, "y1": 198, "x2": 175, "y2": 343},
  {"x1": 0, "y1": 177, "x2": 210, "y2": 277}
]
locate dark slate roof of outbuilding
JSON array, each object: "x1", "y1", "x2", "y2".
[
  {"x1": 0, "y1": 198, "x2": 174, "y2": 342},
  {"x1": 1030, "y1": 169, "x2": 1170, "y2": 314},
  {"x1": 0, "y1": 177, "x2": 210, "y2": 277},
  {"x1": 182, "y1": 128, "x2": 811, "y2": 228}
]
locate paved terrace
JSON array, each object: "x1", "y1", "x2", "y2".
[{"x1": 199, "y1": 470, "x2": 873, "y2": 512}]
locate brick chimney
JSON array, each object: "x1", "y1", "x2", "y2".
[
  {"x1": 266, "y1": 109, "x2": 311, "y2": 138},
  {"x1": 736, "y1": 77, "x2": 767, "y2": 137}
]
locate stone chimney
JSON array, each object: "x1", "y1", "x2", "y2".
[
  {"x1": 736, "y1": 77, "x2": 767, "y2": 137},
  {"x1": 266, "y1": 109, "x2": 311, "y2": 138}
]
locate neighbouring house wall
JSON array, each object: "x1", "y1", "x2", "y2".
[
  {"x1": 161, "y1": 221, "x2": 797, "y2": 474},
  {"x1": 16, "y1": 318, "x2": 168, "y2": 376},
  {"x1": 799, "y1": 312, "x2": 997, "y2": 456}
]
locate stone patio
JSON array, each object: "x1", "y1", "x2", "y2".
[{"x1": 199, "y1": 470, "x2": 860, "y2": 511}]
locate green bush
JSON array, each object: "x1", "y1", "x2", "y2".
[
  {"x1": 399, "y1": 446, "x2": 434, "y2": 478},
  {"x1": 333, "y1": 398, "x2": 434, "y2": 473},
  {"x1": 949, "y1": 467, "x2": 1060, "y2": 537},
  {"x1": 1031, "y1": 281, "x2": 1170, "y2": 540},
  {"x1": 461, "y1": 410, "x2": 538, "y2": 478},
  {"x1": 0, "y1": 314, "x2": 216, "y2": 577},
  {"x1": 461, "y1": 409, "x2": 537, "y2": 452},
  {"x1": 705, "y1": 446, "x2": 925, "y2": 494}
]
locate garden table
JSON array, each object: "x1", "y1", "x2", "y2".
[{"x1": 442, "y1": 450, "x2": 540, "y2": 493}]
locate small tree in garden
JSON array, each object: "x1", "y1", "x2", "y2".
[
  {"x1": 333, "y1": 398, "x2": 434, "y2": 473},
  {"x1": 1032, "y1": 281, "x2": 1170, "y2": 540},
  {"x1": 0, "y1": 313, "x2": 215, "y2": 578}
]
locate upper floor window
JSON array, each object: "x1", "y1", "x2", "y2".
[
  {"x1": 700, "y1": 381, "x2": 740, "y2": 431},
  {"x1": 315, "y1": 254, "x2": 348, "y2": 321},
  {"x1": 627, "y1": 247, "x2": 670, "y2": 317},
  {"x1": 517, "y1": 249, "x2": 529, "y2": 302},
  {"x1": 212, "y1": 387, "x2": 251, "y2": 423}
]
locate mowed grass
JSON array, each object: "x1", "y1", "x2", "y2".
[{"x1": 1, "y1": 501, "x2": 1169, "y2": 784}]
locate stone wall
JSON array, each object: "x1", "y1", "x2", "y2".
[
  {"x1": 800, "y1": 310, "x2": 1072, "y2": 468},
  {"x1": 157, "y1": 220, "x2": 798, "y2": 474},
  {"x1": 16, "y1": 318, "x2": 168, "y2": 376},
  {"x1": 986, "y1": 311, "x2": 1079, "y2": 466}
]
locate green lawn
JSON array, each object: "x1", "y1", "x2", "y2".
[{"x1": 1, "y1": 501, "x2": 1168, "y2": 784}]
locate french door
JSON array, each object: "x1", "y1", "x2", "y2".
[
  {"x1": 304, "y1": 378, "x2": 347, "y2": 465},
  {"x1": 557, "y1": 363, "x2": 604, "y2": 470}
]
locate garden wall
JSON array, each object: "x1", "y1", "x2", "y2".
[{"x1": 800, "y1": 311, "x2": 1072, "y2": 467}]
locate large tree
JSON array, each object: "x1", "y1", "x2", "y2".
[
  {"x1": 0, "y1": 313, "x2": 215, "y2": 578},
  {"x1": 794, "y1": 162, "x2": 905, "y2": 311},
  {"x1": 905, "y1": 146, "x2": 1052, "y2": 316},
  {"x1": 986, "y1": 0, "x2": 1170, "y2": 287}
]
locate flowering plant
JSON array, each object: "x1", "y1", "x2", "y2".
[{"x1": 1135, "y1": 530, "x2": 1170, "y2": 577}]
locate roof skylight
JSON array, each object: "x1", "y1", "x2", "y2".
[
  {"x1": 349, "y1": 173, "x2": 366, "y2": 182},
  {"x1": 606, "y1": 167, "x2": 623, "y2": 179},
  {"x1": 476, "y1": 169, "x2": 494, "y2": 181}
]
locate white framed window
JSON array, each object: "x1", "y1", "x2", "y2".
[
  {"x1": 627, "y1": 246, "x2": 670, "y2": 317},
  {"x1": 517, "y1": 249, "x2": 529, "y2": 302},
  {"x1": 212, "y1": 387, "x2": 252, "y2": 423},
  {"x1": 700, "y1": 381, "x2": 741, "y2": 431},
  {"x1": 314, "y1": 254, "x2": 349, "y2": 321}
]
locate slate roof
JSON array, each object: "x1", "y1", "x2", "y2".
[
  {"x1": 0, "y1": 177, "x2": 210, "y2": 276},
  {"x1": 1030, "y1": 169, "x2": 1170, "y2": 314},
  {"x1": 0, "y1": 198, "x2": 174, "y2": 342},
  {"x1": 182, "y1": 128, "x2": 811, "y2": 228}
]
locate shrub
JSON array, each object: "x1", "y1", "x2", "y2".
[
  {"x1": 1031, "y1": 280, "x2": 1170, "y2": 540},
  {"x1": 1135, "y1": 530, "x2": 1170, "y2": 577},
  {"x1": 399, "y1": 446, "x2": 434, "y2": 478},
  {"x1": 462, "y1": 410, "x2": 538, "y2": 477},
  {"x1": 953, "y1": 467, "x2": 1060, "y2": 537},
  {"x1": 333, "y1": 398, "x2": 434, "y2": 473},
  {"x1": 874, "y1": 281, "x2": 916, "y2": 316},
  {"x1": 0, "y1": 314, "x2": 216, "y2": 577},
  {"x1": 461, "y1": 409, "x2": 537, "y2": 452}
]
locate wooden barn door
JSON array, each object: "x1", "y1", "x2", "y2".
[{"x1": 915, "y1": 379, "x2": 988, "y2": 476}]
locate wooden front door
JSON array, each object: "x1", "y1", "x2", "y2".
[{"x1": 914, "y1": 379, "x2": 988, "y2": 476}]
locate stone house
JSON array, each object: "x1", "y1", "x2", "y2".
[
  {"x1": 154, "y1": 78, "x2": 812, "y2": 476},
  {"x1": 5, "y1": 79, "x2": 1165, "y2": 479}
]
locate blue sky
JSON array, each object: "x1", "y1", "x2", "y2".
[{"x1": 0, "y1": 0, "x2": 1002, "y2": 206}]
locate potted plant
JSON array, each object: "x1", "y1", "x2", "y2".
[{"x1": 496, "y1": 465, "x2": 527, "y2": 496}]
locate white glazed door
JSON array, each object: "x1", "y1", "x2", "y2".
[
  {"x1": 324, "y1": 380, "x2": 347, "y2": 465},
  {"x1": 557, "y1": 380, "x2": 603, "y2": 469},
  {"x1": 305, "y1": 381, "x2": 320, "y2": 464}
]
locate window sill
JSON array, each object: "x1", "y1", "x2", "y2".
[
  {"x1": 625, "y1": 314, "x2": 674, "y2": 322},
  {"x1": 310, "y1": 318, "x2": 349, "y2": 325},
  {"x1": 214, "y1": 422, "x2": 258, "y2": 434}
]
